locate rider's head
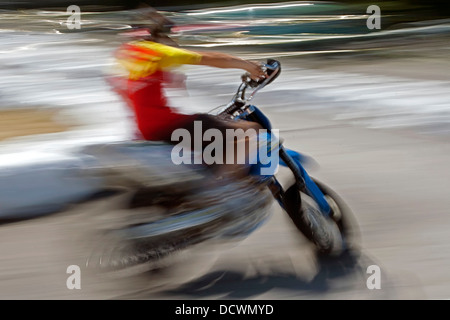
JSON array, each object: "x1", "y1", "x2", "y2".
[
  {"x1": 131, "y1": 3, "x2": 177, "y2": 46},
  {"x1": 148, "y1": 13, "x2": 176, "y2": 43}
]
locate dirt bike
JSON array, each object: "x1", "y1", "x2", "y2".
[{"x1": 82, "y1": 59, "x2": 359, "y2": 273}]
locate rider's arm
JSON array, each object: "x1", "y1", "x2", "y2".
[
  {"x1": 194, "y1": 51, "x2": 265, "y2": 80},
  {"x1": 116, "y1": 41, "x2": 264, "y2": 80}
]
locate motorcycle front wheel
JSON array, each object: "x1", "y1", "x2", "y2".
[{"x1": 282, "y1": 178, "x2": 360, "y2": 256}]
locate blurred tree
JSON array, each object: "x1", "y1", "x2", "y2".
[{"x1": 0, "y1": 0, "x2": 448, "y2": 16}]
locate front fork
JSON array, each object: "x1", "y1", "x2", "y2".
[
  {"x1": 278, "y1": 146, "x2": 331, "y2": 216},
  {"x1": 238, "y1": 105, "x2": 331, "y2": 217},
  {"x1": 279, "y1": 147, "x2": 305, "y2": 191}
]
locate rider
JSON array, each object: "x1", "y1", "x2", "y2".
[{"x1": 109, "y1": 7, "x2": 266, "y2": 180}]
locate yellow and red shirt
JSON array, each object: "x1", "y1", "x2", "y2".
[
  {"x1": 115, "y1": 40, "x2": 202, "y2": 80},
  {"x1": 110, "y1": 40, "x2": 202, "y2": 141}
]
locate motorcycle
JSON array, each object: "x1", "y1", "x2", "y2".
[{"x1": 81, "y1": 59, "x2": 359, "y2": 273}]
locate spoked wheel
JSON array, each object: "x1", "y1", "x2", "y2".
[
  {"x1": 314, "y1": 178, "x2": 361, "y2": 253},
  {"x1": 282, "y1": 179, "x2": 360, "y2": 257}
]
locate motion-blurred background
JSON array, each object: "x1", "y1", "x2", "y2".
[{"x1": 0, "y1": 0, "x2": 449, "y2": 299}]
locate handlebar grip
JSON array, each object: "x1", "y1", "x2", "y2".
[
  {"x1": 242, "y1": 59, "x2": 281, "y2": 88},
  {"x1": 241, "y1": 73, "x2": 260, "y2": 88},
  {"x1": 264, "y1": 59, "x2": 281, "y2": 85}
]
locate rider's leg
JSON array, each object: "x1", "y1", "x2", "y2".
[{"x1": 165, "y1": 113, "x2": 262, "y2": 180}]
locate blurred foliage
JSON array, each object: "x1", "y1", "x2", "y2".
[
  {"x1": 0, "y1": 0, "x2": 449, "y2": 18},
  {"x1": 150, "y1": 0, "x2": 450, "y2": 17}
]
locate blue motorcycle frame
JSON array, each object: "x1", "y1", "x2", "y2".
[
  {"x1": 243, "y1": 106, "x2": 331, "y2": 217},
  {"x1": 219, "y1": 59, "x2": 333, "y2": 221}
]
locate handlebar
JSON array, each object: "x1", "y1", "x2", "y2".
[
  {"x1": 244, "y1": 59, "x2": 281, "y2": 89},
  {"x1": 214, "y1": 59, "x2": 281, "y2": 116},
  {"x1": 238, "y1": 59, "x2": 281, "y2": 103},
  {"x1": 241, "y1": 59, "x2": 281, "y2": 89}
]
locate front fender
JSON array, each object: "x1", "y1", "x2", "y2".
[{"x1": 280, "y1": 149, "x2": 317, "y2": 168}]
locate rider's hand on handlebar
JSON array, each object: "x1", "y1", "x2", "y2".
[{"x1": 245, "y1": 61, "x2": 267, "y2": 81}]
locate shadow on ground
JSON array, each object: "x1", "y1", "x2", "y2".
[{"x1": 114, "y1": 249, "x2": 382, "y2": 299}]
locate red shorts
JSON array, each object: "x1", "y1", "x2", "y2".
[{"x1": 109, "y1": 72, "x2": 196, "y2": 141}]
